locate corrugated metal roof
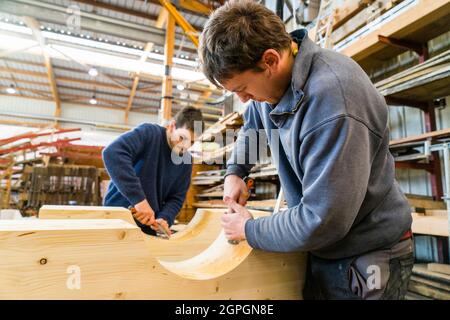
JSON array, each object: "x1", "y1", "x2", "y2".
[
  {"x1": 15, "y1": 81, "x2": 50, "y2": 92},
  {"x1": 42, "y1": 0, "x2": 206, "y2": 27},
  {"x1": 0, "y1": 0, "x2": 224, "y2": 118},
  {"x1": 5, "y1": 52, "x2": 45, "y2": 64},
  {"x1": 1, "y1": 60, "x2": 46, "y2": 74}
]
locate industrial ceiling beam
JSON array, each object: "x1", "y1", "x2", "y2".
[
  {"x1": 161, "y1": 14, "x2": 176, "y2": 121},
  {"x1": 73, "y1": 0, "x2": 210, "y2": 23},
  {"x1": 177, "y1": 0, "x2": 213, "y2": 16},
  {"x1": 156, "y1": 7, "x2": 169, "y2": 28},
  {"x1": 0, "y1": 44, "x2": 39, "y2": 59},
  {"x1": 71, "y1": 0, "x2": 159, "y2": 21},
  {"x1": 124, "y1": 5, "x2": 170, "y2": 124},
  {"x1": 138, "y1": 0, "x2": 213, "y2": 17},
  {"x1": 158, "y1": 0, "x2": 200, "y2": 47},
  {"x1": 23, "y1": 16, "x2": 62, "y2": 119},
  {"x1": 125, "y1": 42, "x2": 155, "y2": 124}
]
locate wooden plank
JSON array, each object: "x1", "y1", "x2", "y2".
[
  {"x1": 333, "y1": 0, "x2": 375, "y2": 30},
  {"x1": 39, "y1": 205, "x2": 136, "y2": 225},
  {"x1": 407, "y1": 196, "x2": 446, "y2": 210},
  {"x1": 428, "y1": 263, "x2": 450, "y2": 276},
  {"x1": 424, "y1": 210, "x2": 449, "y2": 217},
  {"x1": 408, "y1": 280, "x2": 450, "y2": 300},
  {"x1": 0, "y1": 208, "x2": 307, "y2": 299},
  {"x1": 412, "y1": 213, "x2": 448, "y2": 237},
  {"x1": 410, "y1": 275, "x2": 450, "y2": 293},
  {"x1": 339, "y1": 0, "x2": 450, "y2": 67},
  {"x1": 390, "y1": 128, "x2": 450, "y2": 146},
  {"x1": 332, "y1": 0, "x2": 393, "y2": 44},
  {"x1": 405, "y1": 291, "x2": 433, "y2": 300},
  {"x1": 413, "y1": 264, "x2": 450, "y2": 285}
]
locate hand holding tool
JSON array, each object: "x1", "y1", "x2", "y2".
[
  {"x1": 129, "y1": 206, "x2": 171, "y2": 239},
  {"x1": 226, "y1": 177, "x2": 254, "y2": 245}
]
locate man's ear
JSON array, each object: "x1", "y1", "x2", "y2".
[
  {"x1": 166, "y1": 120, "x2": 176, "y2": 132},
  {"x1": 261, "y1": 49, "x2": 281, "y2": 70}
]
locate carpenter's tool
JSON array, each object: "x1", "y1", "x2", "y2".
[
  {"x1": 128, "y1": 206, "x2": 171, "y2": 239},
  {"x1": 227, "y1": 177, "x2": 254, "y2": 245}
]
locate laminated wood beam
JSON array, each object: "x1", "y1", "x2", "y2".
[{"x1": 2, "y1": 207, "x2": 307, "y2": 299}]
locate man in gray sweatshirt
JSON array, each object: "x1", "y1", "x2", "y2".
[{"x1": 199, "y1": 0, "x2": 414, "y2": 299}]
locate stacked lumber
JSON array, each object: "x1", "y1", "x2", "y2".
[
  {"x1": 0, "y1": 128, "x2": 82, "y2": 210},
  {"x1": 192, "y1": 169, "x2": 226, "y2": 186},
  {"x1": 412, "y1": 212, "x2": 448, "y2": 237},
  {"x1": 390, "y1": 128, "x2": 450, "y2": 147},
  {"x1": 407, "y1": 264, "x2": 450, "y2": 300},
  {"x1": 198, "y1": 112, "x2": 243, "y2": 142},
  {"x1": 193, "y1": 199, "x2": 282, "y2": 212},
  {"x1": 22, "y1": 164, "x2": 102, "y2": 216},
  {"x1": 41, "y1": 144, "x2": 105, "y2": 169},
  {"x1": 407, "y1": 195, "x2": 447, "y2": 212},
  {"x1": 200, "y1": 143, "x2": 235, "y2": 164},
  {"x1": 337, "y1": 0, "x2": 450, "y2": 71},
  {"x1": 249, "y1": 163, "x2": 278, "y2": 179},
  {"x1": 196, "y1": 184, "x2": 224, "y2": 198},
  {"x1": 192, "y1": 163, "x2": 279, "y2": 186},
  {"x1": 376, "y1": 50, "x2": 450, "y2": 102}
]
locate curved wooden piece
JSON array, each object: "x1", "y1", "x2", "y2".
[
  {"x1": 39, "y1": 206, "x2": 223, "y2": 260},
  {"x1": 1, "y1": 207, "x2": 307, "y2": 299}
]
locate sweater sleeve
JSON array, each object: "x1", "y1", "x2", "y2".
[
  {"x1": 244, "y1": 116, "x2": 381, "y2": 252},
  {"x1": 102, "y1": 124, "x2": 154, "y2": 206},
  {"x1": 157, "y1": 165, "x2": 192, "y2": 226}
]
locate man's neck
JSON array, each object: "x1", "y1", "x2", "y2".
[
  {"x1": 271, "y1": 42, "x2": 298, "y2": 103},
  {"x1": 165, "y1": 128, "x2": 173, "y2": 149}
]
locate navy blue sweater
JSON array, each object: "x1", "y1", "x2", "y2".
[{"x1": 102, "y1": 123, "x2": 192, "y2": 231}]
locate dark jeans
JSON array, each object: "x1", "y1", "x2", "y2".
[{"x1": 304, "y1": 238, "x2": 414, "y2": 300}]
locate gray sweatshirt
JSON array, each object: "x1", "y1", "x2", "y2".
[{"x1": 226, "y1": 29, "x2": 412, "y2": 259}]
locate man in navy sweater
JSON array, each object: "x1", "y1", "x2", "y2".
[{"x1": 102, "y1": 106, "x2": 203, "y2": 235}]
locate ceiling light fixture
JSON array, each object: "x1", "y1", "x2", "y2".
[
  {"x1": 88, "y1": 67, "x2": 98, "y2": 77},
  {"x1": 6, "y1": 84, "x2": 16, "y2": 94},
  {"x1": 89, "y1": 95, "x2": 97, "y2": 105}
]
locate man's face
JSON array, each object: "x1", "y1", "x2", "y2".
[
  {"x1": 167, "y1": 123, "x2": 195, "y2": 156},
  {"x1": 221, "y1": 68, "x2": 277, "y2": 104}
]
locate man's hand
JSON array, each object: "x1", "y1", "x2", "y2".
[
  {"x1": 151, "y1": 218, "x2": 172, "y2": 237},
  {"x1": 133, "y1": 199, "x2": 156, "y2": 226},
  {"x1": 221, "y1": 200, "x2": 254, "y2": 242},
  {"x1": 223, "y1": 175, "x2": 250, "y2": 206}
]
